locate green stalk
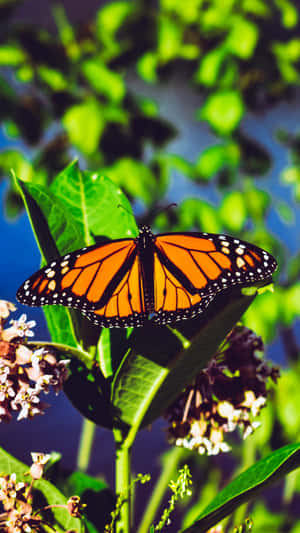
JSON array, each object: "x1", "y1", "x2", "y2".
[
  {"x1": 114, "y1": 429, "x2": 132, "y2": 533},
  {"x1": 137, "y1": 446, "x2": 185, "y2": 533},
  {"x1": 77, "y1": 418, "x2": 96, "y2": 471}
]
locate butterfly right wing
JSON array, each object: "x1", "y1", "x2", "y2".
[{"x1": 152, "y1": 250, "x2": 214, "y2": 325}]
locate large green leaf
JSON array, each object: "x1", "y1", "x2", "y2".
[
  {"x1": 0, "y1": 447, "x2": 80, "y2": 532},
  {"x1": 15, "y1": 175, "x2": 84, "y2": 348},
  {"x1": 182, "y1": 443, "x2": 300, "y2": 532},
  {"x1": 50, "y1": 161, "x2": 138, "y2": 241},
  {"x1": 111, "y1": 290, "x2": 256, "y2": 434}
]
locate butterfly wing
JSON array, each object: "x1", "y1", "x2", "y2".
[
  {"x1": 17, "y1": 238, "x2": 147, "y2": 327},
  {"x1": 152, "y1": 232, "x2": 277, "y2": 324}
]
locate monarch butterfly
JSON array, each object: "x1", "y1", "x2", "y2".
[{"x1": 16, "y1": 226, "x2": 277, "y2": 328}]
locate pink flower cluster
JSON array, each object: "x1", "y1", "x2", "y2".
[
  {"x1": 0, "y1": 453, "x2": 82, "y2": 532},
  {"x1": 165, "y1": 326, "x2": 279, "y2": 455},
  {"x1": 0, "y1": 300, "x2": 69, "y2": 422}
]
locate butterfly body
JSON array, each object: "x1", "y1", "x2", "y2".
[{"x1": 17, "y1": 226, "x2": 277, "y2": 328}]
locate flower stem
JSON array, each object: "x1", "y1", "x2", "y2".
[
  {"x1": 137, "y1": 446, "x2": 185, "y2": 533},
  {"x1": 114, "y1": 429, "x2": 132, "y2": 533},
  {"x1": 77, "y1": 418, "x2": 95, "y2": 471}
]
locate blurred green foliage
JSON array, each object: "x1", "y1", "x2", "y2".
[{"x1": 1, "y1": 1, "x2": 300, "y2": 530}]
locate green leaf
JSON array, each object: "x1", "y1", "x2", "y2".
[
  {"x1": 181, "y1": 443, "x2": 300, "y2": 532},
  {"x1": 178, "y1": 198, "x2": 222, "y2": 233},
  {"x1": 276, "y1": 199, "x2": 295, "y2": 223},
  {"x1": 50, "y1": 161, "x2": 138, "y2": 241},
  {"x1": 102, "y1": 158, "x2": 157, "y2": 205},
  {"x1": 81, "y1": 59, "x2": 125, "y2": 102},
  {"x1": 38, "y1": 65, "x2": 68, "y2": 91},
  {"x1": 66, "y1": 471, "x2": 113, "y2": 533},
  {"x1": 0, "y1": 150, "x2": 33, "y2": 182},
  {"x1": 161, "y1": 0, "x2": 203, "y2": 23},
  {"x1": 158, "y1": 15, "x2": 183, "y2": 62},
  {"x1": 242, "y1": 0, "x2": 271, "y2": 17},
  {"x1": 243, "y1": 290, "x2": 281, "y2": 340},
  {"x1": 137, "y1": 97, "x2": 159, "y2": 117},
  {"x1": 198, "y1": 90, "x2": 245, "y2": 135},
  {"x1": 14, "y1": 176, "x2": 84, "y2": 348},
  {"x1": 137, "y1": 52, "x2": 158, "y2": 83},
  {"x1": 220, "y1": 191, "x2": 247, "y2": 232},
  {"x1": 194, "y1": 47, "x2": 226, "y2": 87},
  {"x1": 195, "y1": 142, "x2": 240, "y2": 180},
  {"x1": 244, "y1": 185, "x2": 270, "y2": 220},
  {"x1": 64, "y1": 358, "x2": 113, "y2": 428},
  {"x1": 62, "y1": 99, "x2": 104, "y2": 155},
  {"x1": 0, "y1": 447, "x2": 80, "y2": 532},
  {"x1": 157, "y1": 153, "x2": 195, "y2": 180},
  {"x1": 275, "y1": 365, "x2": 300, "y2": 440},
  {"x1": 281, "y1": 283, "x2": 300, "y2": 325},
  {"x1": 3, "y1": 119, "x2": 20, "y2": 139},
  {"x1": 67, "y1": 471, "x2": 107, "y2": 495},
  {"x1": 16, "y1": 64, "x2": 34, "y2": 82},
  {"x1": 97, "y1": 328, "x2": 113, "y2": 378},
  {"x1": 111, "y1": 290, "x2": 256, "y2": 432},
  {"x1": 275, "y1": 0, "x2": 298, "y2": 28},
  {"x1": 225, "y1": 16, "x2": 259, "y2": 59},
  {"x1": 0, "y1": 44, "x2": 26, "y2": 65},
  {"x1": 196, "y1": 145, "x2": 225, "y2": 180},
  {"x1": 96, "y1": 1, "x2": 133, "y2": 37}
]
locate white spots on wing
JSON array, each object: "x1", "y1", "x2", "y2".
[
  {"x1": 235, "y1": 247, "x2": 244, "y2": 255},
  {"x1": 236, "y1": 257, "x2": 246, "y2": 268},
  {"x1": 46, "y1": 270, "x2": 55, "y2": 278},
  {"x1": 222, "y1": 246, "x2": 230, "y2": 254},
  {"x1": 48, "y1": 280, "x2": 56, "y2": 291}
]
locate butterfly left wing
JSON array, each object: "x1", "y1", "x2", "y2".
[
  {"x1": 83, "y1": 253, "x2": 147, "y2": 327},
  {"x1": 17, "y1": 238, "x2": 147, "y2": 327},
  {"x1": 152, "y1": 232, "x2": 277, "y2": 324}
]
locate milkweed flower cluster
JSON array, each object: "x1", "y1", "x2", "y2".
[
  {"x1": 0, "y1": 300, "x2": 69, "y2": 422},
  {"x1": 0, "y1": 452, "x2": 83, "y2": 532},
  {"x1": 165, "y1": 326, "x2": 279, "y2": 456}
]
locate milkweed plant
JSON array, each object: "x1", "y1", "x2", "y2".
[{"x1": 1, "y1": 162, "x2": 299, "y2": 533}]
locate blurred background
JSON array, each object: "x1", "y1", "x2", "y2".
[{"x1": 1, "y1": 0, "x2": 300, "y2": 530}]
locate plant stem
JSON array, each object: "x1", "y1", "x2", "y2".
[
  {"x1": 77, "y1": 418, "x2": 95, "y2": 471},
  {"x1": 137, "y1": 446, "x2": 185, "y2": 533},
  {"x1": 114, "y1": 429, "x2": 132, "y2": 533}
]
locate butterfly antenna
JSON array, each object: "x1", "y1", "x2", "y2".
[{"x1": 155, "y1": 203, "x2": 178, "y2": 217}]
